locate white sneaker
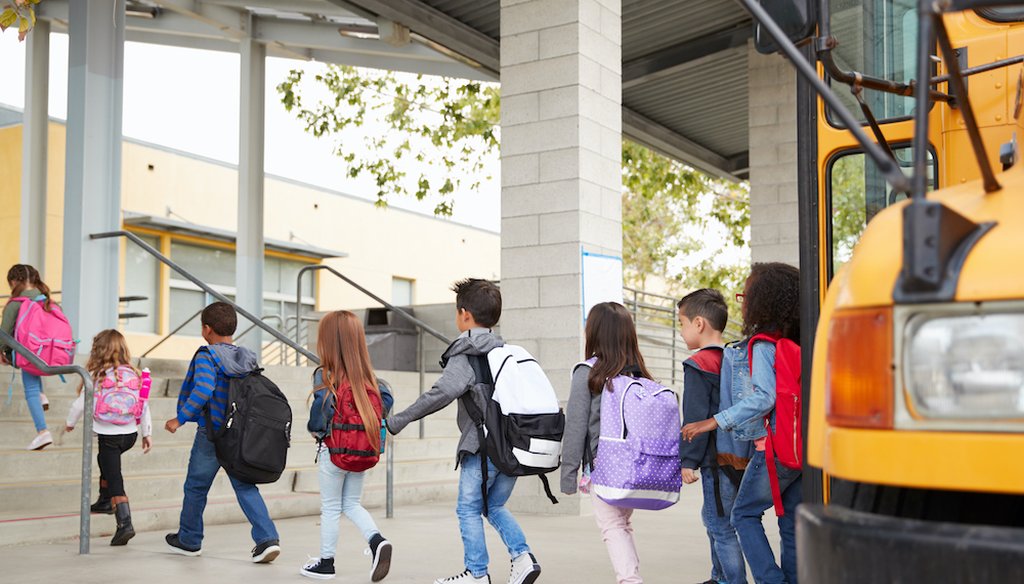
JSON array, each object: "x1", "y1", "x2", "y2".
[
  {"x1": 509, "y1": 552, "x2": 541, "y2": 584},
  {"x1": 433, "y1": 569, "x2": 490, "y2": 584},
  {"x1": 39, "y1": 393, "x2": 49, "y2": 411},
  {"x1": 28, "y1": 430, "x2": 52, "y2": 451}
]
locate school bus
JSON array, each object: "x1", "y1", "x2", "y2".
[{"x1": 746, "y1": 0, "x2": 1024, "y2": 580}]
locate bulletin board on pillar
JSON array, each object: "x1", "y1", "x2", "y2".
[{"x1": 581, "y1": 249, "x2": 623, "y2": 321}]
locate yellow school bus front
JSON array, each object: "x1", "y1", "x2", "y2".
[{"x1": 801, "y1": 165, "x2": 1024, "y2": 582}]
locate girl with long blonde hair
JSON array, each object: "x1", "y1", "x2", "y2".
[
  {"x1": 66, "y1": 329, "x2": 152, "y2": 547},
  {"x1": 301, "y1": 311, "x2": 392, "y2": 581}
]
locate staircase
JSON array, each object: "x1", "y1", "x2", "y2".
[{"x1": 0, "y1": 358, "x2": 461, "y2": 547}]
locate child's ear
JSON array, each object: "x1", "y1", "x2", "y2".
[{"x1": 694, "y1": 316, "x2": 706, "y2": 332}]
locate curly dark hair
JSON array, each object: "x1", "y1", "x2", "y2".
[{"x1": 742, "y1": 262, "x2": 800, "y2": 342}]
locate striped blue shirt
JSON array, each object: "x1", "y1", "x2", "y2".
[{"x1": 176, "y1": 347, "x2": 230, "y2": 430}]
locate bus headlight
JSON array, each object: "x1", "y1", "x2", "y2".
[{"x1": 905, "y1": 314, "x2": 1024, "y2": 419}]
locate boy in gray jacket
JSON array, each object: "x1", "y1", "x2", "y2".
[{"x1": 386, "y1": 279, "x2": 541, "y2": 584}]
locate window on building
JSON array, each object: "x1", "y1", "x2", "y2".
[
  {"x1": 167, "y1": 241, "x2": 316, "y2": 335},
  {"x1": 392, "y1": 277, "x2": 414, "y2": 307},
  {"x1": 123, "y1": 234, "x2": 159, "y2": 334}
]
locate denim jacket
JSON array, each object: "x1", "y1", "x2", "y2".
[{"x1": 714, "y1": 339, "x2": 776, "y2": 441}]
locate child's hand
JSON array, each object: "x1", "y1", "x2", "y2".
[
  {"x1": 682, "y1": 468, "x2": 699, "y2": 484},
  {"x1": 142, "y1": 436, "x2": 153, "y2": 454},
  {"x1": 681, "y1": 418, "x2": 719, "y2": 442},
  {"x1": 164, "y1": 418, "x2": 181, "y2": 434},
  {"x1": 65, "y1": 425, "x2": 74, "y2": 433}
]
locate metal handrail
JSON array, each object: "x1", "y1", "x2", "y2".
[
  {"x1": 294, "y1": 265, "x2": 451, "y2": 366},
  {"x1": 0, "y1": 329, "x2": 95, "y2": 555},
  {"x1": 140, "y1": 306, "x2": 205, "y2": 358},
  {"x1": 91, "y1": 231, "x2": 320, "y2": 365},
  {"x1": 235, "y1": 314, "x2": 285, "y2": 342}
]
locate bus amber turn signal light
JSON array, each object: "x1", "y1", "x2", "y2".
[{"x1": 826, "y1": 308, "x2": 894, "y2": 429}]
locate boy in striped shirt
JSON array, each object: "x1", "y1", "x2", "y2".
[{"x1": 163, "y1": 302, "x2": 281, "y2": 563}]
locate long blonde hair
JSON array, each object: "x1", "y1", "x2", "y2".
[
  {"x1": 316, "y1": 311, "x2": 381, "y2": 451},
  {"x1": 84, "y1": 329, "x2": 138, "y2": 394}
]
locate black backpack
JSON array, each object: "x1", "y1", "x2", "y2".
[
  {"x1": 462, "y1": 350, "x2": 564, "y2": 515},
  {"x1": 205, "y1": 368, "x2": 292, "y2": 484}
]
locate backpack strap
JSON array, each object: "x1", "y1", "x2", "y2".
[
  {"x1": 764, "y1": 423, "x2": 786, "y2": 516},
  {"x1": 462, "y1": 354, "x2": 492, "y2": 516}
]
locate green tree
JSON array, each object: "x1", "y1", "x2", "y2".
[
  {"x1": 1, "y1": 0, "x2": 40, "y2": 41},
  {"x1": 278, "y1": 64, "x2": 749, "y2": 299}
]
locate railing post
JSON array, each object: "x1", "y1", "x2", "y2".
[
  {"x1": 386, "y1": 432, "x2": 394, "y2": 519},
  {"x1": 417, "y1": 328, "x2": 425, "y2": 440}
]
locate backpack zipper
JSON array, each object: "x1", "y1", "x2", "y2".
[{"x1": 792, "y1": 394, "x2": 799, "y2": 460}]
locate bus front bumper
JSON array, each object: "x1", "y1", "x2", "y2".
[{"x1": 797, "y1": 503, "x2": 1024, "y2": 582}]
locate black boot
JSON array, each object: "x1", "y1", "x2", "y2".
[
  {"x1": 110, "y1": 502, "x2": 135, "y2": 546},
  {"x1": 92, "y1": 480, "x2": 113, "y2": 514}
]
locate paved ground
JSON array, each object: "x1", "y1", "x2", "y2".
[{"x1": 0, "y1": 484, "x2": 781, "y2": 583}]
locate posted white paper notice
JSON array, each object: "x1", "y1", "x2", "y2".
[{"x1": 582, "y1": 250, "x2": 623, "y2": 319}]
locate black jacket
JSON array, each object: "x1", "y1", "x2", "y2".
[{"x1": 679, "y1": 346, "x2": 724, "y2": 469}]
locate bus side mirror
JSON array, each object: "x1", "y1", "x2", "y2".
[{"x1": 754, "y1": 0, "x2": 816, "y2": 55}]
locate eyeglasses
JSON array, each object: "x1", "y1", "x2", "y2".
[{"x1": 735, "y1": 293, "x2": 745, "y2": 303}]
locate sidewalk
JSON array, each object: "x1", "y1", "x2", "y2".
[{"x1": 1, "y1": 484, "x2": 780, "y2": 582}]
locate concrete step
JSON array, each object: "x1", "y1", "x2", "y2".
[{"x1": 0, "y1": 472, "x2": 461, "y2": 547}]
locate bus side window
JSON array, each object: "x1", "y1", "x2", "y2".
[{"x1": 828, "y1": 145, "x2": 936, "y2": 277}]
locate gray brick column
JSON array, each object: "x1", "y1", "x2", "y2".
[
  {"x1": 500, "y1": 0, "x2": 622, "y2": 514},
  {"x1": 748, "y1": 43, "x2": 800, "y2": 266}
]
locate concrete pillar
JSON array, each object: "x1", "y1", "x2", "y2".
[
  {"x1": 21, "y1": 19, "x2": 49, "y2": 272},
  {"x1": 236, "y1": 36, "x2": 266, "y2": 352},
  {"x1": 62, "y1": 2, "x2": 124, "y2": 352},
  {"x1": 748, "y1": 43, "x2": 799, "y2": 266},
  {"x1": 500, "y1": 0, "x2": 622, "y2": 514}
]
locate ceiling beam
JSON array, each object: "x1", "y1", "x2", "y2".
[
  {"x1": 622, "y1": 23, "x2": 752, "y2": 89},
  {"x1": 622, "y1": 107, "x2": 744, "y2": 181},
  {"x1": 327, "y1": 0, "x2": 500, "y2": 75}
]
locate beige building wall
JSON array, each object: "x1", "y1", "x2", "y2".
[{"x1": 1, "y1": 118, "x2": 500, "y2": 359}]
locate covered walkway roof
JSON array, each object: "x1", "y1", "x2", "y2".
[{"x1": 36, "y1": 0, "x2": 751, "y2": 180}]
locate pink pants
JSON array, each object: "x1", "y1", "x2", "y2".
[{"x1": 591, "y1": 494, "x2": 642, "y2": 584}]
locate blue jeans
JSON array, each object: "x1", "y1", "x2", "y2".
[
  {"x1": 701, "y1": 466, "x2": 747, "y2": 584},
  {"x1": 318, "y1": 451, "x2": 380, "y2": 558},
  {"x1": 731, "y1": 451, "x2": 802, "y2": 584},
  {"x1": 23, "y1": 371, "x2": 46, "y2": 432},
  {"x1": 458, "y1": 453, "x2": 530, "y2": 578},
  {"x1": 178, "y1": 429, "x2": 279, "y2": 548}
]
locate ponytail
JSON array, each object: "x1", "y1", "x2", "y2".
[{"x1": 7, "y1": 264, "x2": 52, "y2": 311}]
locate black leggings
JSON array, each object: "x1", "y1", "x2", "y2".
[{"x1": 97, "y1": 433, "x2": 138, "y2": 498}]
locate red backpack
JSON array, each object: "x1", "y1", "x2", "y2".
[
  {"x1": 324, "y1": 381, "x2": 384, "y2": 472},
  {"x1": 747, "y1": 333, "x2": 802, "y2": 516}
]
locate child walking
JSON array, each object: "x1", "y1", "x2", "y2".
[
  {"x1": 0, "y1": 264, "x2": 55, "y2": 450},
  {"x1": 66, "y1": 329, "x2": 153, "y2": 546},
  {"x1": 560, "y1": 301, "x2": 655, "y2": 584},
  {"x1": 301, "y1": 310, "x2": 392, "y2": 581},
  {"x1": 386, "y1": 278, "x2": 541, "y2": 584},
  {"x1": 683, "y1": 263, "x2": 802, "y2": 584},
  {"x1": 164, "y1": 302, "x2": 281, "y2": 563},
  {"x1": 677, "y1": 289, "x2": 748, "y2": 584}
]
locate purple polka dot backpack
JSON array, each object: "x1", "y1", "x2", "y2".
[{"x1": 581, "y1": 358, "x2": 683, "y2": 510}]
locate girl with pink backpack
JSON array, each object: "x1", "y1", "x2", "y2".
[
  {"x1": 66, "y1": 329, "x2": 153, "y2": 546},
  {"x1": 561, "y1": 302, "x2": 670, "y2": 584},
  {"x1": 0, "y1": 264, "x2": 69, "y2": 451}
]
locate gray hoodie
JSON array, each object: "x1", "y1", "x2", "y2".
[
  {"x1": 386, "y1": 327, "x2": 503, "y2": 463},
  {"x1": 208, "y1": 343, "x2": 259, "y2": 376}
]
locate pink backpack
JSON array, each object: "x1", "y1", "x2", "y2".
[
  {"x1": 94, "y1": 366, "x2": 152, "y2": 425},
  {"x1": 12, "y1": 296, "x2": 76, "y2": 376}
]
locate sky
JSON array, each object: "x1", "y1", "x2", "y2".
[{"x1": 0, "y1": 31, "x2": 502, "y2": 233}]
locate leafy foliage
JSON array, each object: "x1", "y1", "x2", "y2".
[
  {"x1": 0, "y1": 0, "x2": 39, "y2": 41},
  {"x1": 278, "y1": 65, "x2": 750, "y2": 300},
  {"x1": 277, "y1": 65, "x2": 498, "y2": 216}
]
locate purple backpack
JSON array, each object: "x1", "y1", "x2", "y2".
[{"x1": 587, "y1": 362, "x2": 682, "y2": 510}]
